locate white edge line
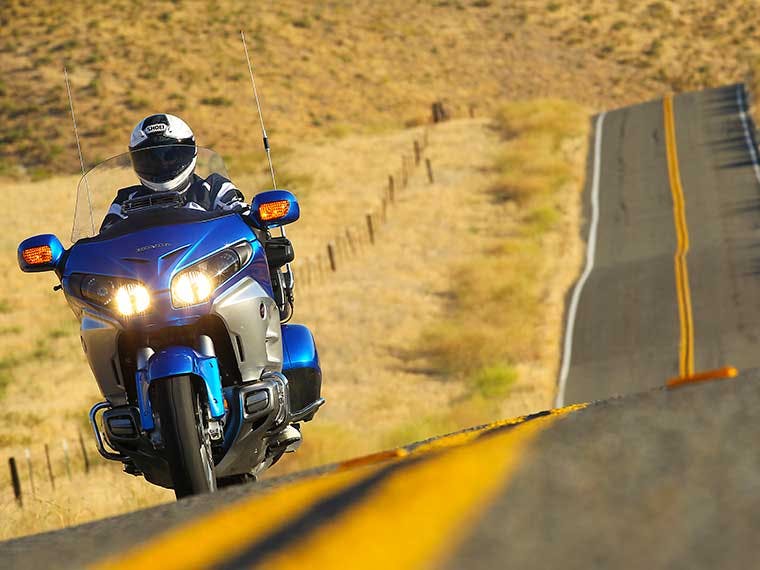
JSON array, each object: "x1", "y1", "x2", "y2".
[
  {"x1": 554, "y1": 112, "x2": 606, "y2": 408},
  {"x1": 736, "y1": 85, "x2": 760, "y2": 186}
]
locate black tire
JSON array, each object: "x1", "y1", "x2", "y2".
[{"x1": 153, "y1": 375, "x2": 216, "y2": 499}]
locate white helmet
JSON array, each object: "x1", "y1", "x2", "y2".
[{"x1": 128, "y1": 114, "x2": 197, "y2": 192}]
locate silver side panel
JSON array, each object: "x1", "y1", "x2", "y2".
[
  {"x1": 212, "y1": 277, "x2": 282, "y2": 382},
  {"x1": 80, "y1": 311, "x2": 127, "y2": 406}
]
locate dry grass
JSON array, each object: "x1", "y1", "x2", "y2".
[
  {"x1": 415, "y1": 99, "x2": 588, "y2": 420},
  {"x1": 3, "y1": 1, "x2": 760, "y2": 181},
  {"x1": 490, "y1": 100, "x2": 586, "y2": 204},
  {"x1": 0, "y1": 0, "x2": 656, "y2": 180},
  {"x1": 523, "y1": 1, "x2": 760, "y2": 92},
  {"x1": 0, "y1": 463, "x2": 172, "y2": 541},
  {"x1": 749, "y1": 63, "x2": 760, "y2": 127}
]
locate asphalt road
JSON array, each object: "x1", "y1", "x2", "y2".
[
  {"x1": 5, "y1": 376, "x2": 760, "y2": 569},
  {"x1": 560, "y1": 84, "x2": 760, "y2": 405},
  {"x1": 4, "y1": 84, "x2": 760, "y2": 569}
]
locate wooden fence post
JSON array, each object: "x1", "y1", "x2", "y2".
[
  {"x1": 432, "y1": 102, "x2": 441, "y2": 123},
  {"x1": 78, "y1": 431, "x2": 90, "y2": 474},
  {"x1": 9, "y1": 457, "x2": 22, "y2": 507},
  {"x1": 432, "y1": 101, "x2": 448, "y2": 123},
  {"x1": 327, "y1": 243, "x2": 337, "y2": 272},
  {"x1": 44, "y1": 443, "x2": 55, "y2": 490},
  {"x1": 24, "y1": 448, "x2": 35, "y2": 496},
  {"x1": 366, "y1": 213, "x2": 375, "y2": 245},
  {"x1": 426, "y1": 158, "x2": 434, "y2": 184}
]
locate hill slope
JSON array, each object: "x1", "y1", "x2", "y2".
[{"x1": 2, "y1": 0, "x2": 650, "y2": 178}]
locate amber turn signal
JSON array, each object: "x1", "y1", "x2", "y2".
[
  {"x1": 22, "y1": 245, "x2": 53, "y2": 265},
  {"x1": 258, "y1": 200, "x2": 290, "y2": 221}
]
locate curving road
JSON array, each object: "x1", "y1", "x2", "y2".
[
  {"x1": 4, "y1": 84, "x2": 760, "y2": 569},
  {"x1": 558, "y1": 84, "x2": 760, "y2": 406}
]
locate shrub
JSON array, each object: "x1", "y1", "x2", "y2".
[
  {"x1": 200, "y1": 96, "x2": 232, "y2": 107},
  {"x1": 471, "y1": 364, "x2": 518, "y2": 398}
]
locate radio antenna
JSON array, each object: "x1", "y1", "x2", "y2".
[
  {"x1": 64, "y1": 65, "x2": 95, "y2": 236},
  {"x1": 240, "y1": 31, "x2": 295, "y2": 318},
  {"x1": 241, "y1": 30, "x2": 277, "y2": 191}
]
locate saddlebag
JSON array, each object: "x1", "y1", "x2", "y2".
[{"x1": 281, "y1": 324, "x2": 322, "y2": 421}]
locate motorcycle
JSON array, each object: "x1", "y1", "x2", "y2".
[{"x1": 17, "y1": 146, "x2": 324, "y2": 498}]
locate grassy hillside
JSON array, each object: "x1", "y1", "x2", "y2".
[
  {"x1": 2, "y1": 1, "x2": 759, "y2": 181},
  {"x1": 1, "y1": 0, "x2": 651, "y2": 180}
]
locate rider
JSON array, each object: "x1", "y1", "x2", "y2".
[
  {"x1": 101, "y1": 113, "x2": 246, "y2": 231},
  {"x1": 104, "y1": 113, "x2": 302, "y2": 453}
]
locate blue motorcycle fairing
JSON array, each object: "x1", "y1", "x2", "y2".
[
  {"x1": 61, "y1": 213, "x2": 273, "y2": 328},
  {"x1": 282, "y1": 324, "x2": 321, "y2": 374},
  {"x1": 137, "y1": 346, "x2": 225, "y2": 431}
]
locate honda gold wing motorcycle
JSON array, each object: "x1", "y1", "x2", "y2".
[{"x1": 17, "y1": 146, "x2": 324, "y2": 498}]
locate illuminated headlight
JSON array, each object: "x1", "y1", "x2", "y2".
[
  {"x1": 80, "y1": 275, "x2": 151, "y2": 316},
  {"x1": 171, "y1": 243, "x2": 252, "y2": 308},
  {"x1": 172, "y1": 271, "x2": 213, "y2": 306},
  {"x1": 115, "y1": 283, "x2": 150, "y2": 316}
]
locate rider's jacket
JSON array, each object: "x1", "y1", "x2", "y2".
[{"x1": 101, "y1": 173, "x2": 246, "y2": 231}]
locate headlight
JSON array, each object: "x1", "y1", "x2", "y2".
[
  {"x1": 172, "y1": 271, "x2": 213, "y2": 306},
  {"x1": 171, "y1": 243, "x2": 252, "y2": 307},
  {"x1": 80, "y1": 276, "x2": 151, "y2": 316},
  {"x1": 114, "y1": 283, "x2": 151, "y2": 316}
]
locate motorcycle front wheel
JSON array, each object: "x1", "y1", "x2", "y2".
[{"x1": 153, "y1": 375, "x2": 217, "y2": 499}]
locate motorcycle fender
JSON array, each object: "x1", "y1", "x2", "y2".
[{"x1": 137, "y1": 346, "x2": 225, "y2": 431}]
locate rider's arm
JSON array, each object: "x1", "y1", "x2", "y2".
[
  {"x1": 100, "y1": 199, "x2": 128, "y2": 231},
  {"x1": 206, "y1": 174, "x2": 247, "y2": 212}
]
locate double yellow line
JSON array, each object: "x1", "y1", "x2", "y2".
[
  {"x1": 92, "y1": 405, "x2": 585, "y2": 570},
  {"x1": 663, "y1": 95, "x2": 695, "y2": 378}
]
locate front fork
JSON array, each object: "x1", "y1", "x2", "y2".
[{"x1": 89, "y1": 336, "x2": 226, "y2": 461}]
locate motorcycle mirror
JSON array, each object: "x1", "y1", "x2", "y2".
[
  {"x1": 18, "y1": 234, "x2": 65, "y2": 273},
  {"x1": 250, "y1": 190, "x2": 300, "y2": 229}
]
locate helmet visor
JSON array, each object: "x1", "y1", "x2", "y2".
[{"x1": 130, "y1": 144, "x2": 197, "y2": 183}]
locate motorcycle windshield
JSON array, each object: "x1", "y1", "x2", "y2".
[{"x1": 71, "y1": 146, "x2": 230, "y2": 243}]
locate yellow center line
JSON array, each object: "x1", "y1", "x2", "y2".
[
  {"x1": 409, "y1": 403, "x2": 588, "y2": 455},
  {"x1": 91, "y1": 405, "x2": 586, "y2": 570},
  {"x1": 89, "y1": 463, "x2": 389, "y2": 570},
  {"x1": 256, "y1": 407, "x2": 579, "y2": 570},
  {"x1": 663, "y1": 95, "x2": 695, "y2": 377}
]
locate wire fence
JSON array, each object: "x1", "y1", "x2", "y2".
[
  {"x1": 5, "y1": 431, "x2": 100, "y2": 507},
  {"x1": 297, "y1": 128, "x2": 436, "y2": 287}
]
